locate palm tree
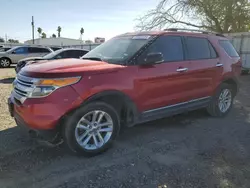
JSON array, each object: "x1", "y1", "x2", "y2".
[
  {"x1": 41, "y1": 32, "x2": 47, "y2": 38},
  {"x1": 80, "y1": 28, "x2": 84, "y2": 40},
  {"x1": 57, "y1": 26, "x2": 62, "y2": 37},
  {"x1": 37, "y1": 27, "x2": 42, "y2": 38},
  {"x1": 52, "y1": 34, "x2": 56, "y2": 38}
]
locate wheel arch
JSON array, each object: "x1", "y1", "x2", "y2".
[
  {"x1": 221, "y1": 77, "x2": 238, "y2": 97},
  {"x1": 0, "y1": 57, "x2": 12, "y2": 64},
  {"x1": 82, "y1": 90, "x2": 140, "y2": 127},
  {"x1": 58, "y1": 90, "x2": 139, "y2": 130}
]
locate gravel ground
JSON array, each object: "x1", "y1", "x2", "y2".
[{"x1": 1, "y1": 68, "x2": 250, "y2": 188}]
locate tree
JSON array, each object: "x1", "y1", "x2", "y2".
[
  {"x1": 41, "y1": 32, "x2": 47, "y2": 38},
  {"x1": 8, "y1": 39, "x2": 19, "y2": 43},
  {"x1": 57, "y1": 26, "x2": 62, "y2": 37},
  {"x1": 52, "y1": 34, "x2": 56, "y2": 38},
  {"x1": 136, "y1": 0, "x2": 250, "y2": 33},
  {"x1": 0, "y1": 37, "x2": 4, "y2": 43},
  {"x1": 37, "y1": 27, "x2": 42, "y2": 38},
  {"x1": 80, "y1": 28, "x2": 84, "y2": 40}
]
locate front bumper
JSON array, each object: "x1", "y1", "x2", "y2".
[{"x1": 8, "y1": 85, "x2": 83, "y2": 141}]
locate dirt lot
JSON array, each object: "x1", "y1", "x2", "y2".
[{"x1": 1, "y1": 68, "x2": 250, "y2": 188}]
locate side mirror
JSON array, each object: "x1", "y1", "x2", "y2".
[
  {"x1": 144, "y1": 52, "x2": 164, "y2": 65},
  {"x1": 11, "y1": 51, "x2": 16, "y2": 54}
]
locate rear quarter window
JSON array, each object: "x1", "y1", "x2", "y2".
[{"x1": 219, "y1": 40, "x2": 239, "y2": 57}]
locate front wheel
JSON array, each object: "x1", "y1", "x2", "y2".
[
  {"x1": 0, "y1": 58, "x2": 11, "y2": 68},
  {"x1": 207, "y1": 83, "x2": 233, "y2": 117},
  {"x1": 63, "y1": 102, "x2": 120, "y2": 156}
]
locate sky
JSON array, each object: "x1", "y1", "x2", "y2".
[{"x1": 0, "y1": 0, "x2": 158, "y2": 42}]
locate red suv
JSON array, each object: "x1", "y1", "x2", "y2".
[{"x1": 8, "y1": 29, "x2": 241, "y2": 156}]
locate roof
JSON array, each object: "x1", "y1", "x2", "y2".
[{"x1": 119, "y1": 28, "x2": 225, "y2": 38}]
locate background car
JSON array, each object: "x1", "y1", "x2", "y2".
[
  {"x1": 15, "y1": 48, "x2": 89, "y2": 73},
  {"x1": 0, "y1": 46, "x2": 53, "y2": 68},
  {"x1": 0, "y1": 47, "x2": 11, "y2": 52}
]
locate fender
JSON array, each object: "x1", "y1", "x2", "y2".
[{"x1": 82, "y1": 90, "x2": 140, "y2": 126}]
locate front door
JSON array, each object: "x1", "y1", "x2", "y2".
[
  {"x1": 11, "y1": 47, "x2": 29, "y2": 63},
  {"x1": 135, "y1": 35, "x2": 194, "y2": 112}
]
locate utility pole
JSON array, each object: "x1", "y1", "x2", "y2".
[
  {"x1": 5, "y1": 34, "x2": 7, "y2": 43},
  {"x1": 31, "y1": 16, "x2": 34, "y2": 44}
]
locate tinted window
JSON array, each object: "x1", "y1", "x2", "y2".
[
  {"x1": 142, "y1": 36, "x2": 184, "y2": 62},
  {"x1": 55, "y1": 50, "x2": 73, "y2": 58},
  {"x1": 208, "y1": 42, "x2": 217, "y2": 58},
  {"x1": 51, "y1": 47, "x2": 62, "y2": 51},
  {"x1": 14, "y1": 47, "x2": 27, "y2": 54},
  {"x1": 186, "y1": 37, "x2": 210, "y2": 60},
  {"x1": 219, "y1": 40, "x2": 239, "y2": 57},
  {"x1": 39, "y1": 48, "x2": 50, "y2": 53},
  {"x1": 77, "y1": 50, "x2": 88, "y2": 57},
  {"x1": 28, "y1": 47, "x2": 50, "y2": 53}
]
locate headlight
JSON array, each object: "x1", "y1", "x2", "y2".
[{"x1": 30, "y1": 77, "x2": 81, "y2": 97}]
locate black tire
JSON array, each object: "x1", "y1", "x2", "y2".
[
  {"x1": 207, "y1": 83, "x2": 234, "y2": 117},
  {"x1": 0, "y1": 57, "x2": 11, "y2": 68},
  {"x1": 63, "y1": 101, "x2": 120, "y2": 156}
]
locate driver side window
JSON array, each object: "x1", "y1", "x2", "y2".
[
  {"x1": 137, "y1": 36, "x2": 184, "y2": 64},
  {"x1": 13, "y1": 47, "x2": 27, "y2": 54}
]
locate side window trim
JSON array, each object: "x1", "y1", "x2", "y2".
[{"x1": 208, "y1": 41, "x2": 219, "y2": 59}]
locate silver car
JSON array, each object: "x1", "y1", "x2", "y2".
[{"x1": 0, "y1": 46, "x2": 53, "y2": 68}]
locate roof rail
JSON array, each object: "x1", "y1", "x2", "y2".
[{"x1": 164, "y1": 28, "x2": 225, "y2": 37}]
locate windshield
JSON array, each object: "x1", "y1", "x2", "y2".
[
  {"x1": 82, "y1": 36, "x2": 152, "y2": 64},
  {"x1": 42, "y1": 48, "x2": 65, "y2": 59}
]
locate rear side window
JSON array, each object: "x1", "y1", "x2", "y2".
[
  {"x1": 219, "y1": 40, "x2": 239, "y2": 57},
  {"x1": 186, "y1": 37, "x2": 210, "y2": 60},
  {"x1": 28, "y1": 47, "x2": 50, "y2": 53},
  {"x1": 143, "y1": 36, "x2": 184, "y2": 62},
  {"x1": 39, "y1": 48, "x2": 51, "y2": 53},
  {"x1": 77, "y1": 50, "x2": 88, "y2": 57}
]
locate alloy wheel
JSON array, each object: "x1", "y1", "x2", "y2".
[
  {"x1": 1, "y1": 59, "x2": 10, "y2": 67},
  {"x1": 75, "y1": 110, "x2": 113, "y2": 150},
  {"x1": 218, "y1": 88, "x2": 232, "y2": 113}
]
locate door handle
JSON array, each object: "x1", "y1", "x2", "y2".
[
  {"x1": 176, "y1": 67, "x2": 188, "y2": 72},
  {"x1": 216, "y1": 63, "x2": 223, "y2": 67}
]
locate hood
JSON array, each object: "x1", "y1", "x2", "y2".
[
  {"x1": 20, "y1": 58, "x2": 124, "y2": 78},
  {"x1": 18, "y1": 56, "x2": 43, "y2": 63}
]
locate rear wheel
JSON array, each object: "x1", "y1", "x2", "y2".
[
  {"x1": 207, "y1": 83, "x2": 233, "y2": 117},
  {"x1": 0, "y1": 58, "x2": 11, "y2": 68},
  {"x1": 63, "y1": 102, "x2": 120, "y2": 156}
]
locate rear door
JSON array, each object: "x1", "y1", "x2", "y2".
[
  {"x1": 28, "y1": 47, "x2": 51, "y2": 57},
  {"x1": 136, "y1": 35, "x2": 194, "y2": 112},
  {"x1": 184, "y1": 36, "x2": 221, "y2": 99}
]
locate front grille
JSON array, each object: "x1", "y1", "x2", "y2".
[{"x1": 13, "y1": 74, "x2": 36, "y2": 101}]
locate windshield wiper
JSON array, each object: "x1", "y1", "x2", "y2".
[{"x1": 81, "y1": 57, "x2": 103, "y2": 61}]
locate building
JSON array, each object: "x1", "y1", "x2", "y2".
[
  {"x1": 24, "y1": 37, "x2": 84, "y2": 46},
  {"x1": 94, "y1": 37, "x2": 105, "y2": 43}
]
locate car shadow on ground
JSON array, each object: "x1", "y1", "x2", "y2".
[{"x1": 0, "y1": 77, "x2": 15, "y2": 84}]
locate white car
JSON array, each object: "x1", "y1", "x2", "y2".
[{"x1": 0, "y1": 46, "x2": 53, "y2": 68}]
